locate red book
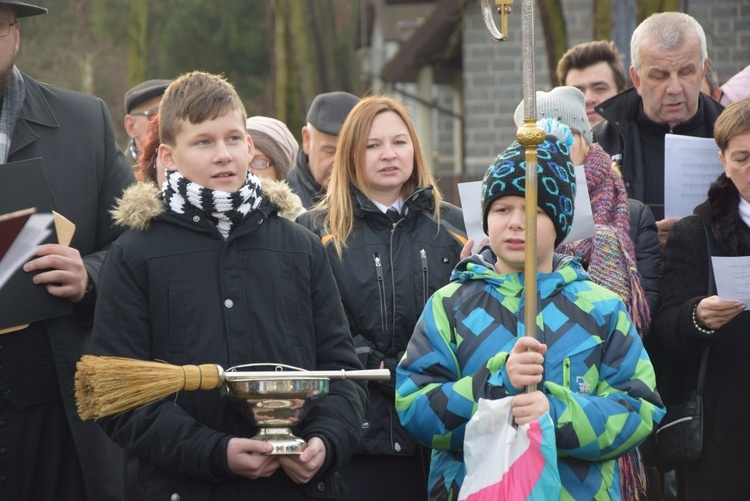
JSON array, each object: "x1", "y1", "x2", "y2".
[{"x1": 0, "y1": 208, "x2": 36, "y2": 260}]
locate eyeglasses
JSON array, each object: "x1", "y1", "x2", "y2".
[
  {"x1": 0, "y1": 18, "x2": 17, "y2": 38},
  {"x1": 250, "y1": 158, "x2": 274, "y2": 170},
  {"x1": 130, "y1": 107, "x2": 159, "y2": 118}
]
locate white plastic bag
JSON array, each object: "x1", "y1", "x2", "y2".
[{"x1": 458, "y1": 397, "x2": 561, "y2": 501}]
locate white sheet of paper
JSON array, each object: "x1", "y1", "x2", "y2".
[
  {"x1": 458, "y1": 166, "x2": 595, "y2": 255},
  {"x1": 0, "y1": 213, "x2": 53, "y2": 290},
  {"x1": 664, "y1": 135, "x2": 724, "y2": 219},
  {"x1": 457, "y1": 181, "x2": 484, "y2": 254},
  {"x1": 559, "y1": 164, "x2": 595, "y2": 245},
  {"x1": 711, "y1": 256, "x2": 750, "y2": 309}
]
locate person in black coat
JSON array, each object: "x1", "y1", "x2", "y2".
[
  {"x1": 297, "y1": 95, "x2": 466, "y2": 501},
  {"x1": 654, "y1": 97, "x2": 750, "y2": 500},
  {"x1": 593, "y1": 12, "x2": 725, "y2": 246},
  {"x1": 628, "y1": 198, "x2": 662, "y2": 318},
  {"x1": 90, "y1": 71, "x2": 367, "y2": 501},
  {"x1": 0, "y1": 2, "x2": 135, "y2": 499}
]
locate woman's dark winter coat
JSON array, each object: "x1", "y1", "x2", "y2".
[
  {"x1": 297, "y1": 187, "x2": 466, "y2": 457},
  {"x1": 654, "y1": 174, "x2": 750, "y2": 500},
  {"x1": 91, "y1": 181, "x2": 367, "y2": 501}
]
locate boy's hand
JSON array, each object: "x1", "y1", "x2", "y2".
[
  {"x1": 24, "y1": 244, "x2": 89, "y2": 302},
  {"x1": 505, "y1": 336, "x2": 547, "y2": 390},
  {"x1": 511, "y1": 391, "x2": 550, "y2": 425},
  {"x1": 226, "y1": 438, "x2": 280, "y2": 479},
  {"x1": 277, "y1": 436, "x2": 327, "y2": 484}
]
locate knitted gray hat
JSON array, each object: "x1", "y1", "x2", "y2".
[
  {"x1": 306, "y1": 91, "x2": 360, "y2": 136},
  {"x1": 513, "y1": 87, "x2": 592, "y2": 145},
  {"x1": 481, "y1": 119, "x2": 576, "y2": 247},
  {"x1": 246, "y1": 116, "x2": 299, "y2": 180}
]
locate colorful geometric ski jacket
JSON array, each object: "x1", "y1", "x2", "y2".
[{"x1": 396, "y1": 250, "x2": 665, "y2": 501}]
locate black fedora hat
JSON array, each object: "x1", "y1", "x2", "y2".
[{"x1": 1, "y1": 1, "x2": 47, "y2": 18}]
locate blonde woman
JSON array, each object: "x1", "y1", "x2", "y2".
[{"x1": 297, "y1": 95, "x2": 466, "y2": 501}]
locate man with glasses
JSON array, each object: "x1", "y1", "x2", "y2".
[
  {"x1": 0, "y1": 1, "x2": 134, "y2": 499},
  {"x1": 123, "y1": 78, "x2": 170, "y2": 164}
]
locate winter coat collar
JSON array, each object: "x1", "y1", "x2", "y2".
[
  {"x1": 451, "y1": 247, "x2": 587, "y2": 298},
  {"x1": 111, "y1": 177, "x2": 305, "y2": 231},
  {"x1": 351, "y1": 185, "x2": 435, "y2": 224},
  {"x1": 695, "y1": 174, "x2": 750, "y2": 256},
  {"x1": 10, "y1": 73, "x2": 59, "y2": 157},
  {"x1": 286, "y1": 147, "x2": 324, "y2": 206},
  {"x1": 595, "y1": 88, "x2": 724, "y2": 132}
]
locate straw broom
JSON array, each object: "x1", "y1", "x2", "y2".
[
  {"x1": 75, "y1": 355, "x2": 222, "y2": 420},
  {"x1": 75, "y1": 355, "x2": 389, "y2": 420}
]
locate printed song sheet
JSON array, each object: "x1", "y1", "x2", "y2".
[
  {"x1": 664, "y1": 135, "x2": 724, "y2": 219},
  {"x1": 712, "y1": 256, "x2": 750, "y2": 310}
]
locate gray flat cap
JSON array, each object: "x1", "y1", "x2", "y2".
[
  {"x1": 124, "y1": 79, "x2": 171, "y2": 114},
  {"x1": 1, "y1": 1, "x2": 47, "y2": 17},
  {"x1": 306, "y1": 91, "x2": 360, "y2": 136}
]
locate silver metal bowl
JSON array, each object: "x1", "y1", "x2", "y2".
[{"x1": 222, "y1": 372, "x2": 329, "y2": 455}]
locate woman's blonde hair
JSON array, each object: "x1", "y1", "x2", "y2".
[{"x1": 320, "y1": 95, "x2": 442, "y2": 257}]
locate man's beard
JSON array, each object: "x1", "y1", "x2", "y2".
[{"x1": 0, "y1": 59, "x2": 15, "y2": 97}]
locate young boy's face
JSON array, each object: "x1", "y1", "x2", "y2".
[
  {"x1": 160, "y1": 108, "x2": 252, "y2": 193},
  {"x1": 486, "y1": 196, "x2": 557, "y2": 274}
]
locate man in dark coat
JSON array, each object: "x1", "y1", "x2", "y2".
[
  {"x1": 593, "y1": 12, "x2": 724, "y2": 247},
  {"x1": 287, "y1": 91, "x2": 359, "y2": 208},
  {"x1": 0, "y1": 2, "x2": 134, "y2": 499},
  {"x1": 123, "y1": 78, "x2": 170, "y2": 164}
]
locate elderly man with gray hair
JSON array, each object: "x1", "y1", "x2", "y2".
[{"x1": 594, "y1": 11, "x2": 724, "y2": 247}]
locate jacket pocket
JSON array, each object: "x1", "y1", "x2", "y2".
[
  {"x1": 167, "y1": 281, "x2": 196, "y2": 359},
  {"x1": 373, "y1": 253, "x2": 387, "y2": 331},
  {"x1": 420, "y1": 248, "x2": 429, "y2": 306},
  {"x1": 555, "y1": 336, "x2": 603, "y2": 397}
]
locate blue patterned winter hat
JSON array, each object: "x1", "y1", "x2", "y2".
[{"x1": 481, "y1": 119, "x2": 576, "y2": 246}]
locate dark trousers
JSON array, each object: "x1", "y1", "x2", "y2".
[
  {"x1": 340, "y1": 453, "x2": 429, "y2": 501},
  {"x1": 0, "y1": 399, "x2": 86, "y2": 500}
]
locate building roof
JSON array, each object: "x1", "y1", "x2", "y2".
[{"x1": 380, "y1": 0, "x2": 464, "y2": 84}]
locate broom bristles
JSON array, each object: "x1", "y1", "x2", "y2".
[{"x1": 75, "y1": 355, "x2": 221, "y2": 420}]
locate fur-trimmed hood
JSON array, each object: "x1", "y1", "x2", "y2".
[{"x1": 111, "y1": 177, "x2": 306, "y2": 231}]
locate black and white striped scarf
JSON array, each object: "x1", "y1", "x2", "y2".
[{"x1": 162, "y1": 169, "x2": 264, "y2": 239}]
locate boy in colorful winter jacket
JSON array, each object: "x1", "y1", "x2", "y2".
[{"x1": 395, "y1": 121, "x2": 665, "y2": 501}]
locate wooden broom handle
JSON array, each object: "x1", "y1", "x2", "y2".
[{"x1": 181, "y1": 364, "x2": 223, "y2": 391}]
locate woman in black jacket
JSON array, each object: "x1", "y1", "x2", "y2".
[
  {"x1": 654, "y1": 97, "x2": 750, "y2": 500},
  {"x1": 297, "y1": 96, "x2": 466, "y2": 501}
]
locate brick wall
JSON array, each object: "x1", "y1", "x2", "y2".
[{"x1": 458, "y1": 0, "x2": 749, "y2": 182}]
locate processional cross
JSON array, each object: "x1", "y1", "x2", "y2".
[{"x1": 481, "y1": 0, "x2": 544, "y2": 393}]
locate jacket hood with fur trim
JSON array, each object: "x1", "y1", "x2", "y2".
[{"x1": 111, "y1": 177, "x2": 306, "y2": 231}]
